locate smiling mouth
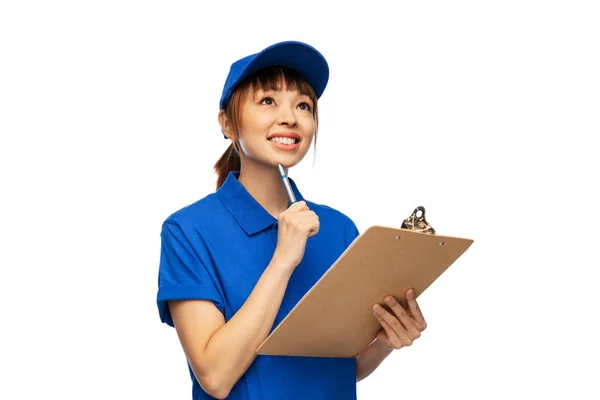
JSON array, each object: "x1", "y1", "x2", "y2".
[{"x1": 268, "y1": 137, "x2": 300, "y2": 145}]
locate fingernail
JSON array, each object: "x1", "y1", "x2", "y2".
[
  {"x1": 385, "y1": 297, "x2": 394, "y2": 305},
  {"x1": 373, "y1": 305, "x2": 380, "y2": 312}
]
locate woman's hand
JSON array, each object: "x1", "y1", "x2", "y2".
[
  {"x1": 372, "y1": 288, "x2": 427, "y2": 351},
  {"x1": 272, "y1": 201, "x2": 320, "y2": 273}
]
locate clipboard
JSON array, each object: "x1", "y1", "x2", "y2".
[{"x1": 256, "y1": 225, "x2": 474, "y2": 358}]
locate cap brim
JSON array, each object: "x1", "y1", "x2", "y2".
[{"x1": 220, "y1": 41, "x2": 329, "y2": 109}]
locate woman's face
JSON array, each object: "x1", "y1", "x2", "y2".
[{"x1": 236, "y1": 85, "x2": 315, "y2": 169}]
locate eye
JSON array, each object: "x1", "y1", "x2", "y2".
[
  {"x1": 298, "y1": 102, "x2": 312, "y2": 112},
  {"x1": 260, "y1": 97, "x2": 275, "y2": 105}
]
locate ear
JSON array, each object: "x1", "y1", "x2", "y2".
[{"x1": 218, "y1": 110, "x2": 233, "y2": 139}]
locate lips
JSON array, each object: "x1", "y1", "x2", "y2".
[{"x1": 270, "y1": 140, "x2": 300, "y2": 151}]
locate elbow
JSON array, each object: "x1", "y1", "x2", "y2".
[
  {"x1": 196, "y1": 369, "x2": 232, "y2": 400},
  {"x1": 208, "y1": 382, "x2": 231, "y2": 400}
]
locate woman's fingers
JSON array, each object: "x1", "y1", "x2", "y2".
[
  {"x1": 372, "y1": 305, "x2": 404, "y2": 349},
  {"x1": 373, "y1": 304, "x2": 415, "y2": 347},
  {"x1": 372, "y1": 289, "x2": 428, "y2": 350},
  {"x1": 406, "y1": 288, "x2": 427, "y2": 331},
  {"x1": 383, "y1": 296, "x2": 421, "y2": 341}
]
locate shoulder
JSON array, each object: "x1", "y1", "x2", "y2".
[
  {"x1": 305, "y1": 200, "x2": 357, "y2": 230},
  {"x1": 305, "y1": 200, "x2": 360, "y2": 248},
  {"x1": 162, "y1": 192, "x2": 223, "y2": 229}
]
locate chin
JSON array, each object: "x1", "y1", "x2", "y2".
[
  {"x1": 271, "y1": 159, "x2": 299, "y2": 169},
  {"x1": 269, "y1": 153, "x2": 307, "y2": 168},
  {"x1": 273, "y1": 155, "x2": 306, "y2": 168}
]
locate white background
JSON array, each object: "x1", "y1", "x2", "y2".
[{"x1": 1, "y1": 1, "x2": 599, "y2": 399}]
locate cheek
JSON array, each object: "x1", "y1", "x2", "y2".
[
  {"x1": 241, "y1": 111, "x2": 276, "y2": 133},
  {"x1": 300, "y1": 114, "x2": 316, "y2": 135},
  {"x1": 236, "y1": 128, "x2": 268, "y2": 156}
]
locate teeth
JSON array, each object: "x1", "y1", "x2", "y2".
[{"x1": 269, "y1": 137, "x2": 297, "y2": 145}]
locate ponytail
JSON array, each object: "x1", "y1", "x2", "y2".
[{"x1": 214, "y1": 141, "x2": 241, "y2": 190}]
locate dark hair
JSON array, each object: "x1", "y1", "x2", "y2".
[{"x1": 213, "y1": 66, "x2": 320, "y2": 190}]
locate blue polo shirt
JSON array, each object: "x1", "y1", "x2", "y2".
[{"x1": 157, "y1": 171, "x2": 361, "y2": 400}]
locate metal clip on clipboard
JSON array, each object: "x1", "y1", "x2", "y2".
[{"x1": 401, "y1": 206, "x2": 436, "y2": 235}]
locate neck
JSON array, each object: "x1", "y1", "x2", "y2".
[{"x1": 238, "y1": 162, "x2": 293, "y2": 219}]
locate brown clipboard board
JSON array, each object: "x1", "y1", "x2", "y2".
[{"x1": 256, "y1": 225, "x2": 474, "y2": 358}]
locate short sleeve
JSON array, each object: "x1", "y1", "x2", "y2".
[{"x1": 156, "y1": 221, "x2": 225, "y2": 327}]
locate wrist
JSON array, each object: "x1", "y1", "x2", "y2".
[
  {"x1": 373, "y1": 337, "x2": 395, "y2": 356},
  {"x1": 268, "y1": 258, "x2": 295, "y2": 277}
]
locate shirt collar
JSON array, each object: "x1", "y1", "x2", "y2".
[{"x1": 216, "y1": 171, "x2": 305, "y2": 236}]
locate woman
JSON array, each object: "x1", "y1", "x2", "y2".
[{"x1": 157, "y1": 41, "x2": 427, "y2": 400}]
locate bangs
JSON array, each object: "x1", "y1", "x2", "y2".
[{"x1": 244, "y1": 66, "x2": 317, "y2": 100}]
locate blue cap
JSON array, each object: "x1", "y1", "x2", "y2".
[{"x1": 219, "y1": 41, "x2": 329, "y2": 111}]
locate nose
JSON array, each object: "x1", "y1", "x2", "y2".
[{"x1": 277, "y1": 104, "x2": 297, "y2": 128}]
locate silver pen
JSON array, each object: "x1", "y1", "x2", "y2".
[{"x1": 277, "y1": 164, "x2": 297, "y2": 205}]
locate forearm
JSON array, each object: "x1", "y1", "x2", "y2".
[
  {"x1": 205, "y1": 260, "x2": 293, "y2": 393},
  {"x1": 356, "y1": 338, "x2": 393, "y2": 382}
]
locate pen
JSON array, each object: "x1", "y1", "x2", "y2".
[{"x1": 277, "y1": 164, "x2": 297, "y2": 205}]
